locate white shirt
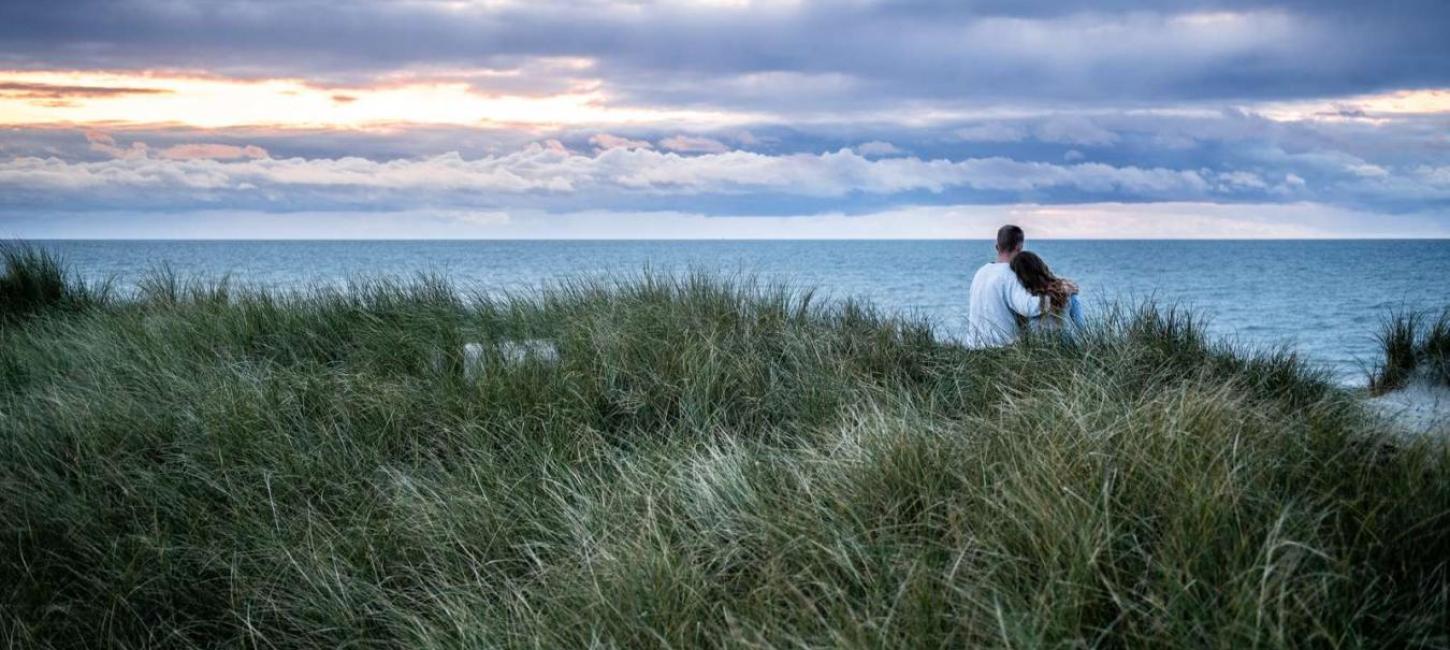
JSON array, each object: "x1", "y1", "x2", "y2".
[{"x1": 966, "y1": 261, "x2": 1043, "y2": 348}]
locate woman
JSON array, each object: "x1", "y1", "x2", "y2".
[{"x1": 1009, "y1": 251, "x2": 1086, "y2": 335}]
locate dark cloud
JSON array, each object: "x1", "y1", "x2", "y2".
[
  {"x1": 3, "y1": 92, "x2": 1446, "y2": 215},
  {"x1": 4, "y1": 111, "x2": 1448, "y2": 218},
  {"x1": 0, "y1": 1, "x2": 1446, "y2": 224},
  {"x1": 0, "y1": 0, "x2": 1447, "y2": 109},
  {"x1": 0, "y1": 81, "x2": 170, "y2": 99}
]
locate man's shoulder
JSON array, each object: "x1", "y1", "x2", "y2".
[
  {"x1": 969, "y1": 263, "x2": 991, "y2": 287},
  {"x1": 971, "y1": 262, "x2": 1007, "y2": 282}
]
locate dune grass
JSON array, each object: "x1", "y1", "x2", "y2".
[
  {"x1": 2, "y1": 253, "x2": 1449, "y2": 648},
  {"x1": 1370, "y1": 308, "x2": 1450, "y2": 393},
  {"x1": 0, "y1": 242, "x2": 109, "y2": 325},
  {"x1": 1420, "y1": 310, "x2": 1450, "y2": 388}
]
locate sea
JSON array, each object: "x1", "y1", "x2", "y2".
[{"x1": 31, "y1": 240, "x2": 1450, "y2": 386}]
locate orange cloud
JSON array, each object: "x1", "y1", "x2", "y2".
[
  {"x1": 83, "y1": 131, "x2": 269, "y2": 160},
  {"x1": 0, "y1": 81, "x2": 171, "y2": 99},
  {"x1": 659, "y1": 135, "x2": 730, "y2": 153},
  {"x1": 85, "y1": 130, "x2": 148, "y2": 159},
  {"x1": 1257, "y1": 89, "x2": 1450, "y2": 123},
  {"x1": 590, "y1": 133, "x2": 652, "y2": 150},
  {"x1": 160, "y1": 143, "x2": 270, "y2": 160}
]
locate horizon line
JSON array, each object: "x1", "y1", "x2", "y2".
[{"x1": 12, "y1": 237, "x2": 1450, "y2": 243}]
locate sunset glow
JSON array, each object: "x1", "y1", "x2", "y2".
[
  {"x1": 1257, "y1": 89, "x2": 1450, "y2": 123},
  {"x1": 0, "y1": 70, "x2": 760, "y2": 129}
]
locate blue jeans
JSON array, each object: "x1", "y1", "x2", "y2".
[
  {"x1": 1066, "y1": 294, "x2": 1086, "y2": 330},
  {"x1": 1029, "y1": 295, "x2": 1085, "y2": 341}
]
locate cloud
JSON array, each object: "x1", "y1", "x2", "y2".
[
  {"x1": 659, "y1": 135, "x2": 730, "y2": 153},
  {"x1": 0, "y1": 143, "x2": 1240, "y2": 214},
  {"x1": 854, "y1": 141, "x2": 903, "y2": 157},
  {"x1": 9, "y1": 98, "x2": 1441, "y2": 219},
  {"x1": 1415, "y1": 165, "x2": 1450, "y2": 188},
  {"x1": 0, "y1": 81, "x2": 170, "y2": 99},
  {"x1": 954, "y1": 123, "x2": 1027, "y2": 143},
  {"x1": 732, "y1": 130, "x2": 762, "y2": 146},
  {"x1": 84, "y1": 131, "x2": 270, "y2": 161},
  {"x1": 0, "y1": 69, "x2": 763, "y2": 130},
  {"x1": 1215, "y1": 170, "x2": 1269, "y2": 191},
  {"x1": 2, "y1": 0, "x2": 1448, "y2": 230},
  {"x1": 589, "y1": 133, "x2": 652, "y2": 151},
  {"x1": 1346, "y1": 163, "x2": 1389, "y2": 178},
  {"x1": 1034, "y1": 116, "x2": 1118, "y2": 146},
  {"x1": 85, "y1": 130, "x2": 148, "y2": 160},
  {"x1": 159, "y1": 143, "x2": 269, "y2": 160},
  {"x1": 607, "y1": 149, "x2": 1213, "y2": 196},
  {"x1": 5, "y1": 0, "x2": 1447, "y2": 111}
]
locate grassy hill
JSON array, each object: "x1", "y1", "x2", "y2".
[{"x1": 3, "y1": 244, "x2": 1448, "y2": 648}]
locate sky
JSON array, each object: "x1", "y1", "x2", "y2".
[{"x1": 1, "y1": 0, "x2": 1448, "y2": 238}]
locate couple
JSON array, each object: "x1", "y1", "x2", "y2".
[{"x1": 966, "y1": 225, "x2": 1085, "y2": 347}]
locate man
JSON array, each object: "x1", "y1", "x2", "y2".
[{"x1": 967, "y1": 225, "x2": 1044, "y2": 347}]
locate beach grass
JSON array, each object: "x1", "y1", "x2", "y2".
[
  {"x1": 1423, "y1": 310, "x2": 1450, "y2": 387},
  {"x1": 1370, "y1": 308, "x2": 1450, "y2": 393},
  {"x1": 3, "y1": 250, "x2": 1449, "y2": 648},
  {"x1": 0, "y1": 242, "x2": 109, "y2": 325}
]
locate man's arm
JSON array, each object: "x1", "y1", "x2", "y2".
[{"x1": 1005, "y1": 278, "x2": 1043, "y2": 318}]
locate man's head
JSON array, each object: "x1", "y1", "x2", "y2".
[{"x1": 995, "y1": 225, "x2": 1025, "y2": 259}]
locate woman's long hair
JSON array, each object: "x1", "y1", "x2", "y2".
[{"x1": 1009, "y1": 251, "x2": 1067, "y2": 312}]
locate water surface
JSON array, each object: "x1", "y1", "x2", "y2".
[{"x1": 35, "y1": 240, "x2": 1450, "y2": 384}]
